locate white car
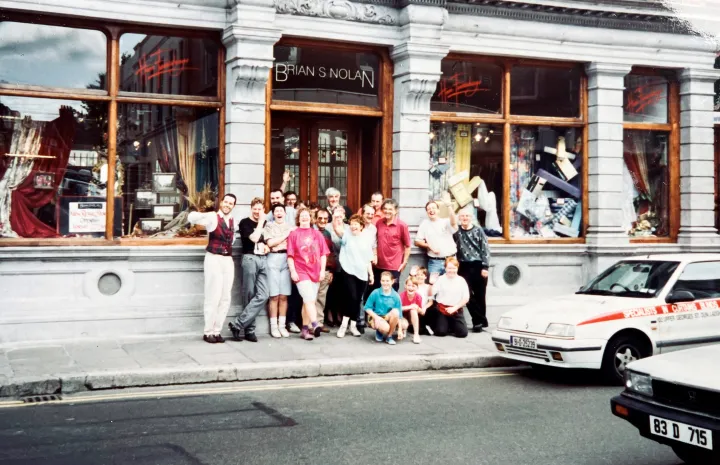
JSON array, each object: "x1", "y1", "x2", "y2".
[
  {"x1": 491, "y1": 254, "x2": 720, "y2": 383},
  {"x1": 611, "y1": 345, "x2": 720, "y2": 464}
]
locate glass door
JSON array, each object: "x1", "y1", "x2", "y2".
[{"x1": 270, "y1": 116, "x2": 360, "y2": 210}]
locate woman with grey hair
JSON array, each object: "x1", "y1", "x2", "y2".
[{"x1": 325, "y1": 187, "x2": 353, "y2": 219}]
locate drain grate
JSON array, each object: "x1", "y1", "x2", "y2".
[{"x1": 21, "y1": 395, "x2": 63, "y2": 404}]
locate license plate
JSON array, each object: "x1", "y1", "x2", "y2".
[
  {"x1": 649, "y1": 415, "x2": 713, "y2": 450},
  {"x1": 510, "y1": 336, "x2": 537, "y2": 350}
]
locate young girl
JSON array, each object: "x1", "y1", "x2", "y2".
[
  {"x1": 364, "y1": 271, "x2": 402, "y2": 345},
  {"x1": 399, "y1": 276, "x2": 422, "y2": 344},
  {"x1": 412, "y1": 266, "x2": 434, "y2": 335}
]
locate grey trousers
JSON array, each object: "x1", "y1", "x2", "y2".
[{"x1": 233, "y1": 254, "x2": 269, "y2": 335}]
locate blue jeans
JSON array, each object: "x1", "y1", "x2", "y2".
[{"x1": 427, "y1": 258, "x2": 446, "y2": 276}]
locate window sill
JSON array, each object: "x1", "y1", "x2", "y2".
[{"x1": 0, "y1": 238, "x2": 209, "y2": 247}]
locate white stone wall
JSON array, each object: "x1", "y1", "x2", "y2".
[{"x1": 1, "y1": 0, "x2": 719, "y2": 344}]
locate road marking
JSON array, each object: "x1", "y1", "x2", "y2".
[{"x1": 0, "y1": 370, "x2": 518, "y2": 409}]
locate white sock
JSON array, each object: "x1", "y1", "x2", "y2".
[
  {"x1": 340, "y1": 316, "x2": 350, "y2": 328},
  {"x1": 270, "y1": 319, "x2": 278, "y2": 329},
  {"x1": 278, "y1": 316, "x2": 286, "y2": 327}
]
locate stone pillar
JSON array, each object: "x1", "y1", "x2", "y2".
[
  {"x1": 222, "y1": 0, "x2": 280, "y2": 219},
  {"x1": 585, "y1": 63, "x2": 633, "y2": 278},
  {"x1": 677, "y1": 68, "x2": 720, "y2": 245},
  {"x1": 390, "y1": 5, "x2": 448, "y2": 230},
  {"x1": 585, "y1": 62, "x2": 633, "y2": 246}
]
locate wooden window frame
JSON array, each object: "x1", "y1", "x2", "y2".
[
  {"x1": 622, "y1": 67, "x2": 680, "y2": 244},
  {"x1": 265, "y1": 38, "x2": 394, "y2": 209},
  {"x1": 430, "y1": 54, "x2": 588, "y2": 244},
  {"x1": 0, "y1": 14, "x2": 224, "y2": 247}
]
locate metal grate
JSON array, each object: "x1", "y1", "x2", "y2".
[
  {"x1": 503, "y1": 265, "x2": 521, "y2": 285},
  {"x1": 22, "y1": 395, "x2": 63, "y2": 404},
  {"x1": 506, "y1": 346, "x2": 549, "y2": 360},
  {"x1": 653, "y1": 380, "x2": 720, "y2": 416}
]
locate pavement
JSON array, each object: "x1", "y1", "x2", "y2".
[
  {"x1": 0, "y1": 327, "x2": 518, "y2": 398},
  {"x1": 0, "y1": 369, "x2": 680, "y2": 465}
]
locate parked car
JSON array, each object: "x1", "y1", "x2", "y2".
[
  {"x1": 491, "y1": 254, "x2": 720, "y2": 383},
  {"x1": 611, "y1": 345, "x2": 720, "y2": 464}
]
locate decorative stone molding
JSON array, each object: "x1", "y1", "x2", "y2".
[
  {"x1": 274, "y1": 0, "x2": 398, "y2": 24},
  {"x1": 446, "y1": 0, "x2": 693, "y2": 34}
]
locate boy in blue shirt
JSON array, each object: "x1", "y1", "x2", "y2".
[{"x1": 364, "y1": 271, "x2": 402, "y2": 345}]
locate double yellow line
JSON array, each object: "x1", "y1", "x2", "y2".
[{"x1": 0, "y1": 370, "x2": 517, "y2": 409}]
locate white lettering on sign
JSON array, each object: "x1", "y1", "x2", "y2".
[
  {"x1": 69, "y1": 202, "x2": 106, "y2": 233},
  {"x1": 275, "y1": 63, "x2": 375, "y2": 89}
]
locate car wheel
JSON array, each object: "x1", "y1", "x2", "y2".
[
  {"x1": 600, "y1": 335, "x2": 646, "y2": 385},
  {"x1": 672, "y1": 445, "x2": 720, "y2": 464}
]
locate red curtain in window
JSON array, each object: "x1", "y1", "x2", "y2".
[{"x1": 10, "y1": 106, "x2": 75, "y2": 238}]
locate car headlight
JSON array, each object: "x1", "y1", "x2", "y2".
[
  {"x1": 498, "y1": 317, "x2": 512, "y2": 329},
  {"x1": 545, "y1": 323, "x2": 575, "y2": 338},
  {"x1": 625, "y1": 370, "x2": 653, "y2": 397}
]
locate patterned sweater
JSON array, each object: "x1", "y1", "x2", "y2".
[{"x1": 453, "y1": 225, "x2": 491, "y2": 270}]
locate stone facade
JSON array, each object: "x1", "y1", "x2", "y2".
[{"x1": 1, "y1": 0, "x2": 719, "y2": 344}]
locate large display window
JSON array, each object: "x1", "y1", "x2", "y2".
[
  {"x1": 430, "y1": 57, "x2": 587, "y2": 242},
  {"x1": 0, "y1": 17, "x2": 223, "y2": 244},
  {"x1": 622, "y1": 69, "x2": 679, "y2": 241}
]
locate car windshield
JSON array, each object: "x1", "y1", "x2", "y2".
[{"x1": 577, "y1": 260, "x2": 680, "y2": 298}]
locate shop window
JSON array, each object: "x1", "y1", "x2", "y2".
[
  {"x1": 510, "y1": 126, "x2": 583, "y2": 238},
  {"x1": 430, "y1": 61, "x2": 502, "y2": 114},
  {"x1": 429, "y1": 122, "x2": 504, "y2": 235},
  {"x1": 510, "y1": 66, "x2": 581, "y2": 118},
  {"x1": 624, "y1": 75, "x2": 668, "y2": 124},
  {"x1": 116, "y1": 104, "x2": 220, "y2": 238},
  {"x1": 0, "y1": 22, "x2": 107, "y2": 91},
  {"x1": 622, "y1": 130, "x2": 670, "y2": 237},
  {"x1": 272, "y1": 45, "x2": 380, "y2": 107},
  {"x1": 119, "y1": 34, "x2": 219, "y2": 97},
  {"x1": 0, "y1": 96, "x2": 112, "y2": 238}
]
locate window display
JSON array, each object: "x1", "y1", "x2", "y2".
[
  {"x1": 117, "y1": 104, "x2": 220, "y2": 238},
  {"x1": 622, "y1": 130, "x2": 669, "y2": 237},
  {"x1": 119, "y1": 34, "x2": 219, "y2": 97},
  {"x1": 429, "y1": 122, "x2": 504, "y2": 235},
  {"x1": 0, "y1": 96, "x2": 115, "y2": 238},
  {"x1": 510, "y1": 126, "x2": 583, "y2": 238}
]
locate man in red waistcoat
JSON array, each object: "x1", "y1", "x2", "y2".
[{"x1": 188, "y1": 193, "x2": 238, "y2": 343}]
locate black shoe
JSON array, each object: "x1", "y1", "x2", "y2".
[
  {"x1": 472, "y1": 324, "x2": 484, "y2": 333},
  {"x1": 313, "y1": 325, "x2": 322, "y2": 338},
  {"x1": 245, "y1": 333, "x2": 258, "y2": 343},
  {"x1": 229, "y1": 323, "x2": 243, "y2": 341},
  {"x1": 215, "y1": 334, "x2": 225, "y2": 343},
  {"x1": 203, "y1": 335, "x2": 217, "y2": 344},
  {"x1": 357, "y1": 325, "x2": 366, "y2": 335}
]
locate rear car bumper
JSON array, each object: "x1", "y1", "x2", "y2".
[
  {"x1": 611, "y1": 392, "x2": 720, "y2": 450},
  {"x1": 491, "y1": 330, "x2": 605, "y2": 369}
]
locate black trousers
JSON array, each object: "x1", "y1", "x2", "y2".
[
  {"x1": 288, "y1": 283, "x2": 302, "y2": 326},
  {"x1": 458, "y1": 261, "x2": 488, "y2": 327},
  {"x1": 325, "y1": 268, "x2": 343, "y2": 324},
  {"x1": 342, "y1": 270, "x2": 367, "y2": 321},
  {"x1": 429, "y1": 307, "x2": 468, "y2": 338}
]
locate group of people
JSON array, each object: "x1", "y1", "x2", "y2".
[{"x1": 189, "y1": 182, "x2": 491, "y2": 346}]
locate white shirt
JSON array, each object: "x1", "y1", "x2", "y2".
[
  {"x1": 188, "y1": 210, "x2": 233, "y2": 235},
  {"x1": 363, "y1": 223, "x2": 377, "y2": 249},
  {"x1": 432, "y1": 275, "x2": 470, "y2": 307},
  {"x1": 416, "y1": 217, "x2": 457, "y2": 258},
  {"x1": 267, "y1": 206, "x2": 296, "y2": 225}
]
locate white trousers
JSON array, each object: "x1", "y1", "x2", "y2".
[{"x1": 203, "y1": 252, "x2": 235, "y2": 335}]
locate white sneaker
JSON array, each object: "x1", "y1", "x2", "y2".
[
  {"x1": 279, "y1": 326, "x2": 290, "y2": 338},
  {"x1": 337, "y1": 325, "x2": 347, "y2": 338},
  {"x1": 349, "y1": 325, "x2": 361, "y2": 337},
  {"x1": 270, "y1": 325, "x2": 281, "y2": 338},
  {"x1": 287, "y1": 322, "x2": 301, "y2": 334}
]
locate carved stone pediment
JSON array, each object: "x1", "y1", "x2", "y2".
[{"x1": 274, "y1": 0, "x2": 398, "y2": 24}]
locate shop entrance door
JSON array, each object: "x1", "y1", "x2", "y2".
[{"x1": 270, "y1": 116, "x2": 362, "y2": 210}]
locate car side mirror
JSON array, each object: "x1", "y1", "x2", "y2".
[{"x1": 665, "y1": 290, "x2": 695, "y2": 304}]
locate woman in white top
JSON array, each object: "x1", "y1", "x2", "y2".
[
  {"x1": 415, "y1": 200, "x2": 458, "y2": 278},
  {"x1": 430, "y1": 257, "x2": 470, "y2": 338},
  {"x1": 333, "y1": 213, "x2": 375, "y2": 338},
  {"x1": 263, "y1": 203, "x2": 293, "y2": 339}
]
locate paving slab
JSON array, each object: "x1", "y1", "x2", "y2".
[{"x1": 0, "y1": 330, "x2": 518, "y2": 398}]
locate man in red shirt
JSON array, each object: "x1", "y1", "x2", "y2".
[{"x1": 372, "y1": 198, "x2": 411, "y2": 292}]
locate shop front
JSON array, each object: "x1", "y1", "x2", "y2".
[{"x1": 1, "y1": 0, "x2": 718, "y2": 344}]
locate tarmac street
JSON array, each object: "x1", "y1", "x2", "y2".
[{"x1": 0, "y1": 368, "x2": 683, "y2": 465}]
